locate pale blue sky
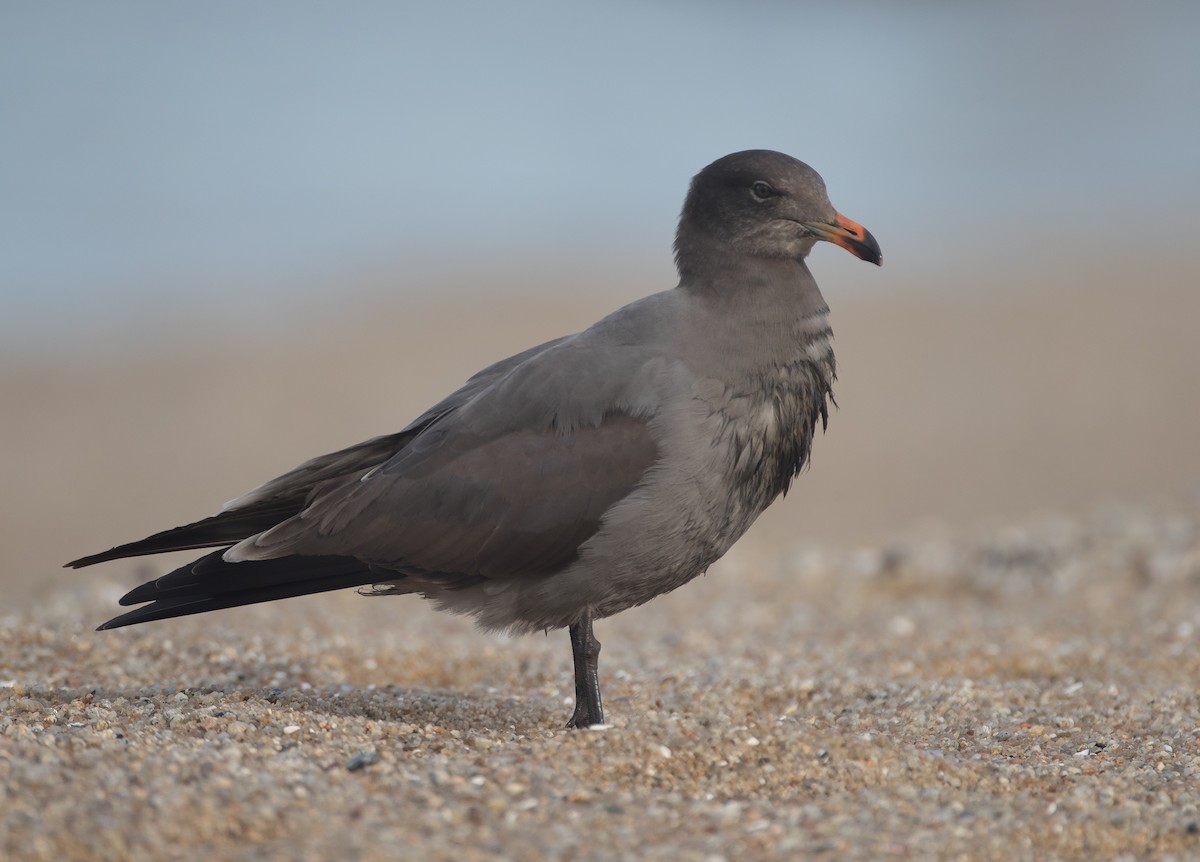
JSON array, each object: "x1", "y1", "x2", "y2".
[{"x1": 3, "y1": 1, "x2": 1197, "y2": 346}]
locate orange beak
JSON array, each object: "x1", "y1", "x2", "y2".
[{"x1": 803, "y1": 213, "x2": 882, "y2": 265}]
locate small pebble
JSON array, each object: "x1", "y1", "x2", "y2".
[{"x1": 346, "y1": 750, "x2": 381, "y2": 771}]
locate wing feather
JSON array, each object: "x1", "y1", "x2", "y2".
[{"x1": 231, "y1": 413, "x2": 658, "y2": 581}]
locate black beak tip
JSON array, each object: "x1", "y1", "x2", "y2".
[{"x1": 858, "y1": 229, "x2": 883, "y2": 266}]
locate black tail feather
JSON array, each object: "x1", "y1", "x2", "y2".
[{"x1": 97, "y1": 550, "x2": 380, "y2": 630}]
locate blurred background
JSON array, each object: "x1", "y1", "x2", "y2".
[{"x1": 2, "y1": 2, "x2": 1198, "y2": 603}]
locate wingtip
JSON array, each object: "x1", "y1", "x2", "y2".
[
  {"x1": 65, "y1": 550, "x2": 115, "y2": 569},
  {"x1": 95, "y1": 609, "x2": 143, "y2": 631}
]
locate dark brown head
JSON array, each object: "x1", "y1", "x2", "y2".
[{"x1": 674, "y1": 150, "x2": 881, "y2": 279}]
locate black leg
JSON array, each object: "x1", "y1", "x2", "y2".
[{"x1": 566, "y1": 611, "x2": 604, "y2": 728}]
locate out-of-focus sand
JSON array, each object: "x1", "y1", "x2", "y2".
[
  {"x1": 3, "y1": 251, "x2": 1199, "y2": 860},
  {"x1": 4, "y1": 251, "x2": 1197, "y2": 601}
]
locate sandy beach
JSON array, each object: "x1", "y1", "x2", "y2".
[{"x1": 3, "y1": 252, "x2": 1199, "y2": 860}]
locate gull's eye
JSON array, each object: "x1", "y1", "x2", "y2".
[{"x1": 750, "y1": 180, "x2": 777, "y2": 202}]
